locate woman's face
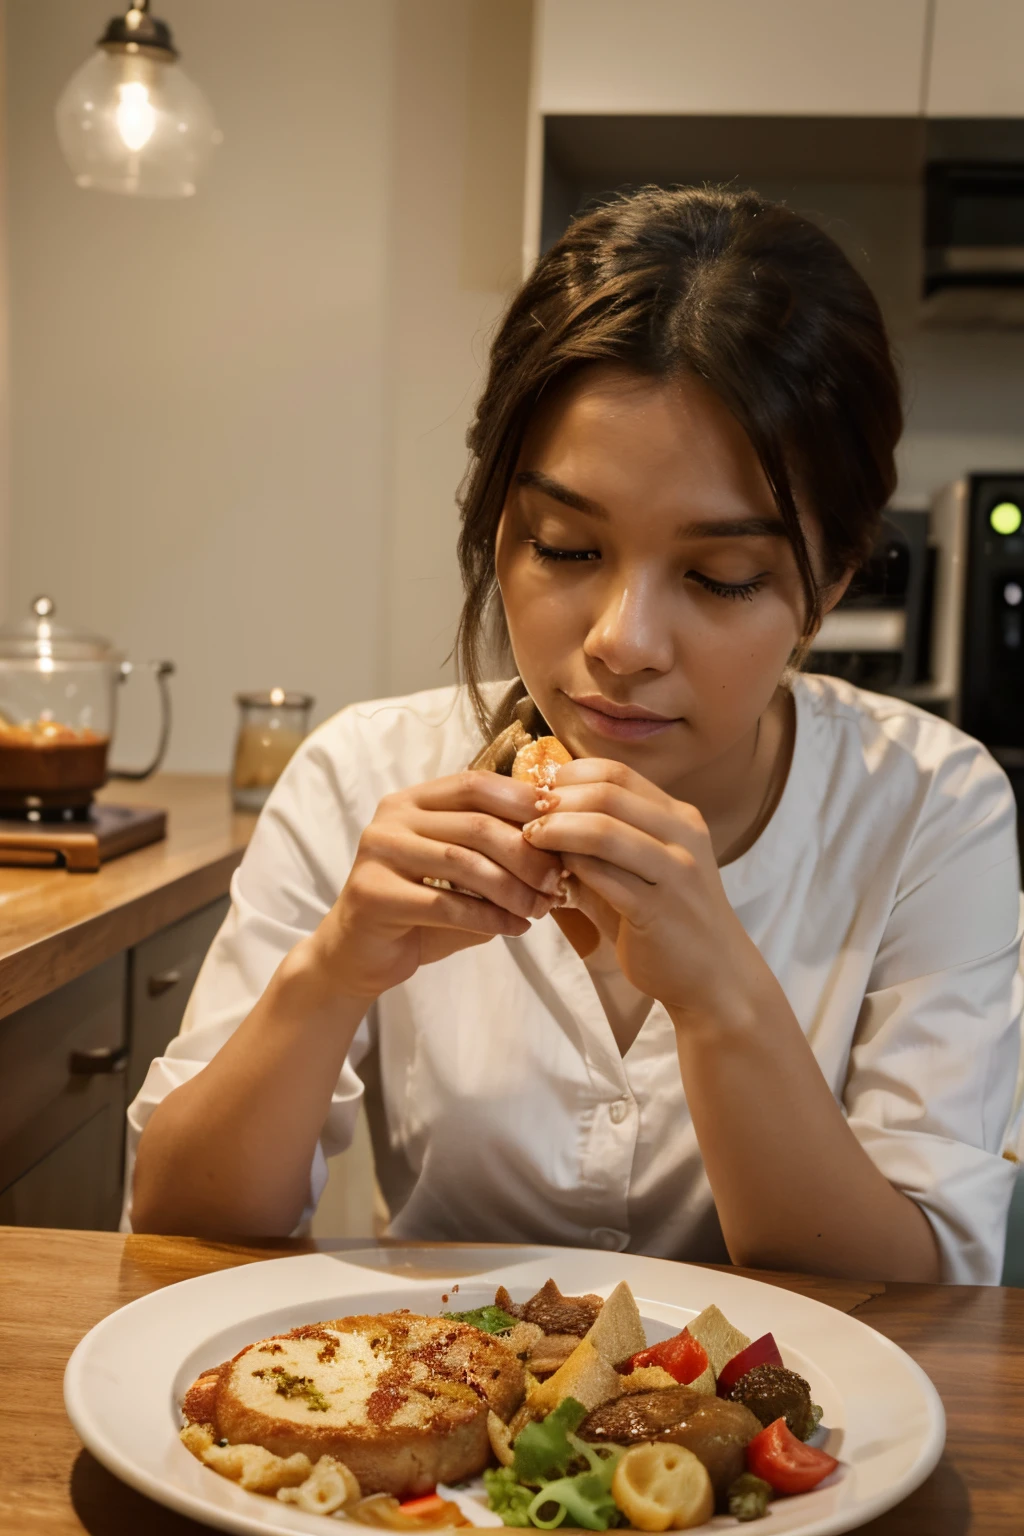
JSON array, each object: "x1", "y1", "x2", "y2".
[{"x1": 495, "y1": 365, "x2": 838, "y2": 795}]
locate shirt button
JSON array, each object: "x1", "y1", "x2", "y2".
[
  {"x1": 609, "y1": 1099, "x2": 629, "y2": 1125},
  {"x1": 590, "y1": 1227, "x2": 628, "y2": 1251}
]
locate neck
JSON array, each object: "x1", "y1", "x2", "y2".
[{"x1": 664, "y1": 685, "x2": 795, "y2": 865}]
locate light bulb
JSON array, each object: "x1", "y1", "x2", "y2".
[
  {"x1": 115, "y1": 81, "x2": 157, "y2": 151},
  {"x1": 55, "y1": 4, "x2": 220, "y2": 198}
]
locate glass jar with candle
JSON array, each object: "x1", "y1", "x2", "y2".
[{"x1": 231, "y1": 689, "x2": 313, "y2": 811}]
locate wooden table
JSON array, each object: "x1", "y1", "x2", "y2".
[
  {"x1": 0, "y1": 776, "x2": 256, "y2": 1021},
  {"x1": 3, "y1": 1228, "x2": 1021, "y2": 1534}
]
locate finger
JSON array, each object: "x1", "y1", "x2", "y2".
[
  {"x1": 561, "y1": 851, "x2": 652, "y2": 926},
  {"x1": 390, "y1": 830, "x2": 557, "y2": 920},
  {"x1": 553, "y1": 757, "x2": 668, "y2": 804},
  {"x1": 375, "y1": 865, "x2": 533, "y2": 938},
  {"x1": 557, "y1": 871, "x2": 621, "y2": 944},
  {"x1": 408, "y1": 770, "x2": 542, "y2": 823},
  {"x1": 523, "y1": 810, "x2": 666, "y2": 885},
  {"x1": 411, "y1": 808, "x2": 564, "y2": 894},
  {"x1": 532, "y1": 780, "x2": 691, "y2": 848}
]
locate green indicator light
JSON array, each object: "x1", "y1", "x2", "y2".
[{"x1": 990, "y1": 501, "x2": 1023, "y2": 535}]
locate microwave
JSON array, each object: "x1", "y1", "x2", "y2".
[{"x1": 923, "y1": 118, "x2": 1024, "y2": 326}]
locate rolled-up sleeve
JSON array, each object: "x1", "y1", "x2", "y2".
[
  {"x1": 843, "y1": 741, "x2": 1023, "y2": 1282},
  {"x1": 121, "y1": 717, "x2": 374, "y2": 1232}
]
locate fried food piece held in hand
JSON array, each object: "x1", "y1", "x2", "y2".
[{"x1": 511, "y1": 736, "x2": 572, "y2": 790}]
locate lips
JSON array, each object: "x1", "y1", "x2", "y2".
[
  {"x1": 570, "y1": 694, "x2": 677, "y2": 723},
  {"x1": 565, "y1": 693, "x2": 682, "y2": 742}
]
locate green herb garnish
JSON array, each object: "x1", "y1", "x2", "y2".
[
  {"x1": 446, "y1": 1304, "x2": 519, "y2": 1334},
  {"x1": 271, "y1": 1372, "x2": 330, "y2": 1412}
]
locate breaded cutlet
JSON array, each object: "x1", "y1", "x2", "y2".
[{"x1": 182, "y1": 1311, "x2": 525, "y2": 1497}]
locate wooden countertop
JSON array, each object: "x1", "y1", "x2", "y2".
[
  {"x1": 0, "y1": 777, "x2": 256, "y2": 1022},
  {"x1": 4, "y1": 1227, "x2": 1023, "y2": 1534}
]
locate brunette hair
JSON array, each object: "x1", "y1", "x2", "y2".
[{"x1": 456, "y1": 185, "x2": 903, "y2": 737}]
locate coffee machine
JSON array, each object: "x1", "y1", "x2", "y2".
[
  {"x1": 930, "y1": 476, "x2": 1024, "y2": 745},
  {"x1": 931, "y1": 475, "x2": 1024, "y2": 842},
  {"x1": 810, "y1": 476, "x2": 1024, "y2": 847},
  {"x1": 809, "y1": 509, "x2": 933, "y2": 696}
]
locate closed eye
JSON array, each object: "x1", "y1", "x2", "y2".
[
  {"x1": 528, "y1": 539, "x2": 600, "y2": 563},
  {"x1": 686, "y1": 570, "x2": 766, "y2": 601}
]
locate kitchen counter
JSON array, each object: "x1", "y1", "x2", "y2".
[{"x1": 0, "y1": 776, "x2": 256, "y2": 1023}]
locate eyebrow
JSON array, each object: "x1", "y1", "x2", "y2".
[{"x1": 515, "y1": 469, "x2": 789, "y2": 541}]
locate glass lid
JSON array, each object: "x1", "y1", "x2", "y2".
[{"x1": 0, "y1": 595, "x2": 124, "y2": 662}]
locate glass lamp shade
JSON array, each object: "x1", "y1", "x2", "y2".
[{"x1": 55, "y1": 45, "x2": 221, "y2": 198}]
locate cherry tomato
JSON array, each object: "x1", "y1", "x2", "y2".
[
  {"x1": 623, "y1": 1329, "x2": 709, "y2": 1384},
  {"x1": 747, "y1": 1417, "x2": 839, "y2": 1495}
]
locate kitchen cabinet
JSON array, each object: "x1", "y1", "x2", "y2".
[
  {"x1": 126, "y1": 897, "x2": 229, "y2": 1104},
  {"x1": 0, "y1": 777, "x2": 381, "y2": 1239},
  {"x1": 0, "y1": 777, "x2": 250, "y2": 1233},
  {"x1": 0, "y1": 899, "x2": 231, "y2": 1233},
  {"x1": 537, "y1": 0, "x2": 930, "y2": 117},
  {"x1": 0, "y1": 957, "x2": 128, "y2": 1231},
  {"x1": 926, "y1": 0, "x2": 1024, "y2": 117}
]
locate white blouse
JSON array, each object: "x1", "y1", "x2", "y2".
[{"x1": 123, "y1": 674, "x2": 1024, "y2": 1283}]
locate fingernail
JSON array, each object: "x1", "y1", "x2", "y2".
[
  {"x1": 535, "y1": 792, "x2": 559, "y2": 813},
  {"x1": 522, "y1": 817, "x2": 544, "y2": 840},
  {"x1": 542, "y1": 870, "x2": 562, "y2": 895}
]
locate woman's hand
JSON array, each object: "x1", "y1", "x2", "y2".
[
  {"x1": 310, "y1": 772, "x2": 565, "y2": 1003},
  {"x1": 523, "y1": 758, "x2": 766, "y2": 1024}
]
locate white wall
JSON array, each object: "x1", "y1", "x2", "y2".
[
  {"x1": 6, "y1": 0, "x2": 395, "y2": 769},
  {"x1": 383, "y1": 0, "x2": 532, "y2": 697},
  {"x1": 4, "y1": 1, "x2": 532, "y2": 771}
]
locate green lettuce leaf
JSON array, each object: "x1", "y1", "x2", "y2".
[
  {"x1": 490, "y1": 1402, "x2": 622, "y2": 1530},
  {"x1": 484, "y1": 1466, "x2": 534, "y2": 1526},
  {"x1": 512, "y1": 1398, "x2": 588, "y2": 1484},
  {"x1": 526, "y1": 1438, "x2": 623, "y2": 1531}
]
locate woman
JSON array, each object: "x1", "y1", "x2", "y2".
[{"x1": 128, "y1": 187, "x2": 1023, "y2": 1283}]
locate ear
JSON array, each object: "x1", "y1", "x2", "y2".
[
  {"x1": 799, "y1": 567, "x2": 855, "y2": 651},
  {"x1": 819, "y1": 567, "x2": 856, "y2": 618}
]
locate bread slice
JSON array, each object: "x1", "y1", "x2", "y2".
[
  {"x1": 183, "y1": 1312, "x2": 524, "y2": 1498},
  {"x1": 686, "y1": 1305, "x2": 751, "y2": 1379},
  {"x1": 584, "y1": 1281, "x2": 646, "y2": 1368}
]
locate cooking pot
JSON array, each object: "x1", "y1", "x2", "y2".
[{"x1": 0, "y1": 596, "x2": 174, "y2": 816}]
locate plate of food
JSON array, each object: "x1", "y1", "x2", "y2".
[{"x1": 63, "y1": 1244, "x2": 943, "y2": 1534}]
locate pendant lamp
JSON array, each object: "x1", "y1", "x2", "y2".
[{"x1": 55, "y1": 1, "x2": 221, "y2": 198}]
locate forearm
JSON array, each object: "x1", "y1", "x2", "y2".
[
  {"x1": 130, "y1": 935, "x2": 370, "y2": 1238},
  {"x1": 670, "y1": 976, "x2": 942, "y2": 1283}
]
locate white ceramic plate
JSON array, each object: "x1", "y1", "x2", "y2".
[{"x1": 64, "y1": 1244, "x2": 944, "y2": 1536}]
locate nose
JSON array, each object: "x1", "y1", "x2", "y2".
[{"x1": 583, "y1": 568, "x2": 674, "y2": 676}]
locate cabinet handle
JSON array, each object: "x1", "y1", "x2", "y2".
[
  {"x1": 147, "y1": 969, "x2": 182, "y2": 998},
  {"x1": 69, "y1": 1044, "x2": 129, "y2": 1075}
]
